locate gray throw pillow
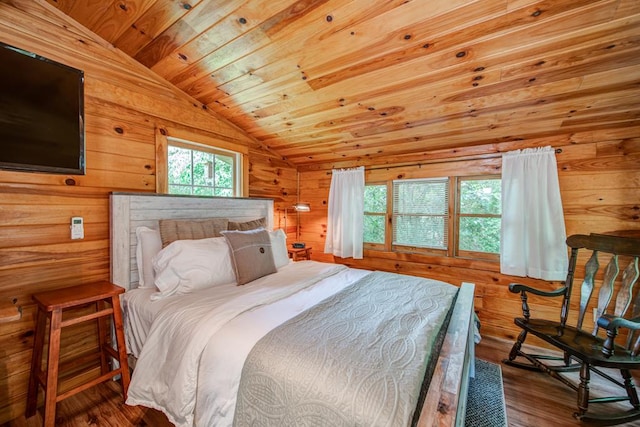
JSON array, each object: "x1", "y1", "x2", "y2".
[{"x1": 221, "y1": 228, "x2": 277, "y2": 285}]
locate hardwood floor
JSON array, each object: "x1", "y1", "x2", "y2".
[
  {"x1": 477, "y1": 336, "x2": 640, "y2": 427},
  {"x1": 2, "y1": 382, "x2": 173, "y2": 427},
  {"x1": 5, "y1": 336, "x2": 640, "y2": 426}
]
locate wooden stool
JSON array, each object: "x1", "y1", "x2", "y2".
[{"x1": 26, "y1": 281, "x2": 130, "y2": 427}]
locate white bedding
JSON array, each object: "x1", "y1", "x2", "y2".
[{"x1": 124, "y1": 261, "x2": 371, "y2": 427}]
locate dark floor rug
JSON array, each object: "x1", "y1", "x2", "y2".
[{"x1": 465, "y1": 359, "x2": 508, "y2": 427}]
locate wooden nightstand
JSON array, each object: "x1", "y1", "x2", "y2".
[
  {"x1": 26, "y1": 281, "x2": 130, "y2": 427},
  {"x1": 288, "y1": 246, "x2": 312, "y2": 261}
]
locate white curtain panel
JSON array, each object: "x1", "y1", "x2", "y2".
[
  {"x1": 324, "y1": 166, "x2": 365, "y2": 259},
  {"x1": 500, "y1": 146, "x2": 568, "y2": 280}
]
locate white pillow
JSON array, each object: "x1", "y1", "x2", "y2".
[
  {"x1": 151, "y1": 236, "x2": 236, "y2": 300},
  {"x1": 135, "y1": 226, "x2": 162, "y2": 288},
  {"x1": 269, "y1": 229, "x2": 290, "y2": 269}
]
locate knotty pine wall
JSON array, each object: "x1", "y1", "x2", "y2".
[
  {"x1": 0, "y1": 1, "x2": 296, "y2": 423},
  {"x1": 297, "y1": 128, "x2": 640, "y2": 345}
]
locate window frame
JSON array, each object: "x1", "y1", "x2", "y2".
[
  {"x1": 454, "y1": 175, "x2": 501, "y2": 261},
  {"x1": 155, "y1": 126, "x2": 248, "y2": 197},
  {"x1": 167, "y1": 138, "x2": 241, "y2": 197},
  {"x1": 363, "y1": 173, "x2": 501, "y2": 261},
  {"x1": 363, "y1": 182, "x2": 391, "y2": 251},
  {"x1": 391, "y1": 177, "x2": 450, "y2": 256}
]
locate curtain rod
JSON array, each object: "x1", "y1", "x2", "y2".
[{"x1": 325, "y1": 148, "x2": 562, "y2": 174}]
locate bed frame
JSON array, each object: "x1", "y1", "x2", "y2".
[{"x1": 109, "y1": 192, "x2": 475, "y2": 427}]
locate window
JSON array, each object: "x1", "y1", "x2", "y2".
[
  {"x1": 363, "y1": 175, "x2": 501, "y2": 260},
  {"x1": 167, "y1": 139, "x2": 241, "y2": 197},
  {"x1": 393, "y1": 178, "x2": 449, "y2": 252},
  {"x1": 456, "y1": 177, "x2": 501, "y2": 259},
  {"x1": 364, "y1": 184, "x2": 387, "y2": 245}
]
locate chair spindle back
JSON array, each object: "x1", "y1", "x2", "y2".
[{"x1": 565, "y1": 234, "x2": 640, "y2": 351}]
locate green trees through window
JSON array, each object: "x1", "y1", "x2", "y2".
[
  {"x1": 458, "y1": 178, "x2": 501, "y2": 254},
  {"x1": 363, "y1": 176, "x2": 501, "y2": 259},
  {"x1": 364, "y1": 185, "x2": 386, "y2": 244},
  {"x1": 168, "y1": 145, "x2": 235, "y2": 196}
]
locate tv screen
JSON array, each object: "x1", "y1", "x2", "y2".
[{"x1": 0, "y1": 42, "x2": 85, "y2": 175}]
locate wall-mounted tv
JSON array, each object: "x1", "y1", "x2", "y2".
[{"x1": 0, "y1": 42, "x2": 85, "y2": 175}]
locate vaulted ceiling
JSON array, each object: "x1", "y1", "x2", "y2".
[{"x1": 48, "y1": 0, "x2": 640, "y2": 169}]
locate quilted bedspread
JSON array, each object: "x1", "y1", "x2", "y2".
[{"x1": 233, "y1": 271, "x2": 457, "y2": 427}]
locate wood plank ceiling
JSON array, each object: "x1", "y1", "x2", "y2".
[{"x1": 47, "y1": 0, "x2": 640, "y2": 170}]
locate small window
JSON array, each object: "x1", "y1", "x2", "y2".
[
  {"x1": 392, "y1": 178, "x2": 449, "y2": 251},
  {"x1": 456, "y1": 177, "x2": 501, "y2": 259},
  {"x1": 364, "y1": 184, "x2": 387, "y2": 245},
  {"x1": 167, "y1": 140, "x2": 240, "y2": 197}
]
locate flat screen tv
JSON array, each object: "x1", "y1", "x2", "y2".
[{"x1": 0, "y1": 42, "x2": 85, "y2": 175}]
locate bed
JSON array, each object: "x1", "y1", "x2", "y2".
[{"x1": 110, "y1": 192, "x2": 476, "y2": 427}]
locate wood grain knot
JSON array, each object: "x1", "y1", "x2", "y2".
[
  {"x1": 438, "y1": 402, "x2": 449, "y2": 414},
  {"x1": 65, "y1": 178, "x2": 76, "y2": 186},
  {"x1": 114, "y1": 127, "x2": 124, "y2": 134},
  {"x1": 239, "y1": 17, "x2": 247, "y2": 24}
]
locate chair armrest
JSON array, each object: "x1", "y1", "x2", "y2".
[
  {"x1": 597, "y1": 314, "x2": 640, "y2": 358},
  {"x1": 508, "y1": 283, "x2": 567, "y2": 298},
  {"x1": 597, "y1": 314, "x2": 640, "y2": 331},
  {"x1": 508, "y1": 283, "x2": 567, "y2": 321}
]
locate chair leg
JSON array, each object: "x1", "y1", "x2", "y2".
[
  {"x1": 111, "y1": 295, "x2": 130, "y2": 400},
  {"x1": 43, "y1": 309, "x2": 62, "y2": 427},
  {"x1": 622, "y1": 369, "x2": 640, "y2": 409},
  {"x1": 508, "y1": 329, "x2": 527, "y2": 361},
  {"x1": 26, "y1": 308, "x2": 47, "y2": 418},
  {"x1": 96, "y1": 300, "x2": 109, "y2": 375},
  {"x1": 575, "y1": 362, "x2": 591, "y2": 418}
]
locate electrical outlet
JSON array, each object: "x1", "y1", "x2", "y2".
[{"x1": 71, "y1": 217, "x2": 84, "y2": 239}]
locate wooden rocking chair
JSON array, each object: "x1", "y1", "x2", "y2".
[{"x1": 504, "y1": 233, "x2": 640, "y2": 424}]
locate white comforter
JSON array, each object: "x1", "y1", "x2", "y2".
[{"x1": 125, "y1": 261, "x2": 370, "y2": 427}]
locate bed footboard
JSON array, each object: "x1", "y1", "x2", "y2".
[{"x1": 418, "y1": 282, "x2": 475, "y2": 427}]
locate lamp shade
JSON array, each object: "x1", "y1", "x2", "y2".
[{"x1": 293, "y1": 203, "x2": 310, "y2": 212}]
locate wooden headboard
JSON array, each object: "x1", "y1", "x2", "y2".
[{"x1": 110, "y1": 192, "x2": 274, "y2": 290}]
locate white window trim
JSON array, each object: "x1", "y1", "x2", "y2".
[
  {"x1": 154, "y1": 125, "x2": 248, "y2": 196},
  {"x1": 167, "y1": 136, "x2": 242, "y2": 197}
]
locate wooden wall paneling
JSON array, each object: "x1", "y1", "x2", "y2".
[
  {"x1": 0, "y1": 0, "x2": 636, "y2": 424},
  {"x1": 0, "y1": 1, "x2": 289, "y2": 424},
  {"x1": 297, "y1": 129, "x2": 640, "y2": 346},
  {"x1": 247, "y1": 146, "x2": 298, "y2": 239}
]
